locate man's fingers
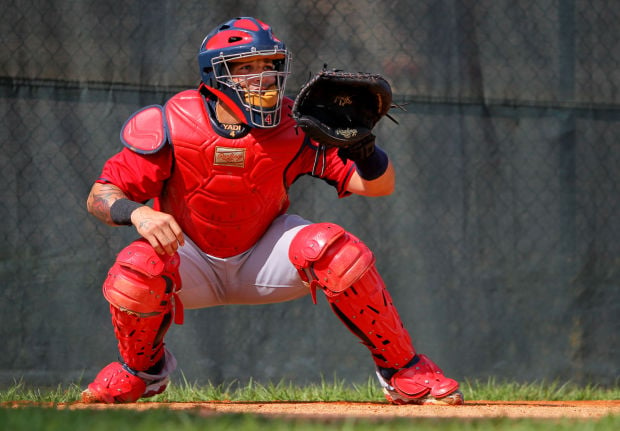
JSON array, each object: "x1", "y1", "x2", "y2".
[
  {"x1": 132, "y1": 207, "x2": 184, "y2": 255},
  {"x1": 169, "y1": 219, "x2": 185, "y2": 247},
  {"x1": 145, "y1": 236, "x2": 166, "y2": 255},
  {"x1": 153, "y1": 229, "x2": 181, "y2": 256}
]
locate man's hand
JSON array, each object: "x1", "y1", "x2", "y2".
[
  {"x1": 130, "y1": 206, "x2": 185, "y2": 256},
  {"x1": 87, "y1": 182, "x2": 184, "y2": 256}
]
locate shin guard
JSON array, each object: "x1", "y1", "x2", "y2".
[
  {"x1": 103, "y1": 239, "x2": 183, "y2": 372},
  {"x1": 290, "y1": 223, "x2": 462, "y2": 404},
  {"x1": 289, "y1": 223, "x2": 415, "y2": 369}
]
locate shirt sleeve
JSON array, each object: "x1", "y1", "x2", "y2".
[
  {"x1": 288, "y1": 139, "x2": 355, "y2": 198},
  {"x1": 319, "y1": 146, "x2": 356, "y2": 197},
  {"x1": 96, "y1": 147, "x2": 173, "y2": 203}
]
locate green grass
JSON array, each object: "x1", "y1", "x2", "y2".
[
  {"x1": 461, "y1": 377, "x2": 620, "y2": 401},
  {"x1": 1, "y1": 375, "x2": 618, "y2": 403},
  {"x1": 1, "y1": 378, "x2": 619, "y2": 431},
  {"x1": 1, "y1": 408, "x2": 618, "y2": 431}
]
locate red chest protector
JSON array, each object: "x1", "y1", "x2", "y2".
[{"x1": 122, "y1": 90, "x2": 306, "y2": 257}]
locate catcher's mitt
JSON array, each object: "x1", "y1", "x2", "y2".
[{"x1": 292, "y1": 70, "x2": 392, "y2": 147}]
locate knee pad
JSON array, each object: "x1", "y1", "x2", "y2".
[
  {"x1": 289, "y1": 223, "x2": 375, "y2": 295},
  {"x1": 103, "y1": 239, "x2": 183, "y2": 322}
]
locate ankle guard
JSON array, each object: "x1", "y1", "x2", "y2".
[
  {"x1": 83, "y1": 349, "x2": 177, "y2": 403},
  {"x1": 377, "y1": 354, "x2": 462, "y2": 404}
]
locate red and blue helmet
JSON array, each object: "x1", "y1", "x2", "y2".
[{"x1": 198, "y1": 17, "x2": 291, "y2": 128}]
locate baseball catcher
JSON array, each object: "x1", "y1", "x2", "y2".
[{"x1": 82, "y1": 16, "x2": 463, "y2": 406}]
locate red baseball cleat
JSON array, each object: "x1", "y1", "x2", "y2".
[
  {"x1": 377, "y1": 354, "x2": 464, "y2": 405},
  {"x1": 81, "y1": 362, "x2": 170, "y2": 403}
]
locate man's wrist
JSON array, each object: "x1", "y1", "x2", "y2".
[
  {"x1": 110, "y1": 199, "x2": 143, "y2": 225},
  {"x1": 354, "y1": 146, "x2": 389, "y2": 180}
]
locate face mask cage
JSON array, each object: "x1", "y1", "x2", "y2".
[{"x1": 211, "y1": 48, "x2": 291, "y2": 128}]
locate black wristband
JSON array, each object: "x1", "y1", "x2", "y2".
[
  {"x1": 110, "y1": 199, "x2": 143, "y2": 226},
  {"x1": 354, "y1": 146, "x2": 389, "y2": 180}
]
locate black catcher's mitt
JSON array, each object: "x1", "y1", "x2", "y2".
[{"x1": 292, "y1": 70, "x2": 392, "y2": 148}]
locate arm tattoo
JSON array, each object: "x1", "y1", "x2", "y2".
[{"x1": 89, "y1": 184, "x2": 126, "y2": 224}]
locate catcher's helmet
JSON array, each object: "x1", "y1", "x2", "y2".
[{"x1": 198, "y1": 17, "x2": 291, "y2": 128}]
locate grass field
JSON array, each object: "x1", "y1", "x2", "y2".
[{"x1": 1, "y1": 378, "x2": 619, "y2": 431}]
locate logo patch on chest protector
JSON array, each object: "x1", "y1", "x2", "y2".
[
  {"x1": 214, "y1": 146, "x2": 246, "y2": 168},
  {"x1": 222, "y1": 123, "x2": 244, "y2": 138}
]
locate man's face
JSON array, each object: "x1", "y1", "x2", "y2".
[
  {"x1": 226, "y1": 57, "x2": 283, "y2": 109},
  {"x1": 229, "y1": 58, "x2": 278, "y2": 89}
]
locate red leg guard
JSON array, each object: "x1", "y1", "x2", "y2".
[
  {"x1": 102, "y1": 239, "x2": 183, "y2": 372},
  {"x1": 109, "y1": 304, "x2": 172, "y2": 371},
  {"x1": 290, "y1": 223, "x2": 462, "y2": 405},
  {"x1": 289, "y1": 223, "x2": 415, "y2": 369},
  {"x1": 327, "y1": 265, "x2": 415, "y2": 369}
]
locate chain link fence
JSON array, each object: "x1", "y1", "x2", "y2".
[{"x1": 1, "y1": 0, "x2": 619, "y2": 387}]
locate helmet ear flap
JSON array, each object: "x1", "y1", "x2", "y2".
[{"x1": 201, "y1": 66, "x2": 215, "y2": 86}]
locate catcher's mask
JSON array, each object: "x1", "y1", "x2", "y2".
[{"x1": 198, "y1": 17, "x2": 291, "y2": 128}]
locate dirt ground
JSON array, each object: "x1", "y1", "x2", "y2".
[{"x1": 53, "y1": 400, "x2": 620, "y2": 420}]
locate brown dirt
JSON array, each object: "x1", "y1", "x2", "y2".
[{"x1": 26, "y1": 400, "x2": 618, "y2": 420}]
